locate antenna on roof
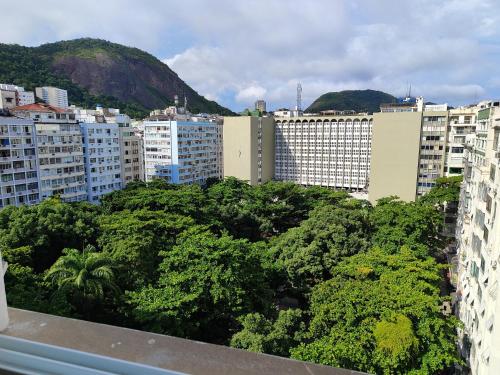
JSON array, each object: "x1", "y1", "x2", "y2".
[{"x1": 296, "y1": 83, "x2": 302, "y2": 111}]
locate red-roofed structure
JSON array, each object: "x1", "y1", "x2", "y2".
[{"x1": 11, "y1": 103, "x2": 69, "y2": 113}]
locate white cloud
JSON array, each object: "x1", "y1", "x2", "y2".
[
  {"x1": 1, "y1": 0, "x2": 500, "y2": 110},
  {"x1": 235, "y1": 85, "x2": 267, "y2": 104}
]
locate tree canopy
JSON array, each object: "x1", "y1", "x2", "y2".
[{"x1": 1, "y1": 178, "x2": 460, "y2": 374}]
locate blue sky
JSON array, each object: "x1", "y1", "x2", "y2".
[{"x1": 2, "y1": 0, "x2": 500, "y2": 112}]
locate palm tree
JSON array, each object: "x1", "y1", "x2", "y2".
[{"x1": 45, "y1": 245, "x2": 119, "y2": 319}]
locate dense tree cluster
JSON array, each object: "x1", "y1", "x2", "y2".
[{"x1": 0, "y1": 177, "x2": 461, "y2": 374}]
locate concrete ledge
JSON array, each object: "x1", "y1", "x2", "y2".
[{"x1": 2, "y1": 308, "x2": 364, "y2": 375}]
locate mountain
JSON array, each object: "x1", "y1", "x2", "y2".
[
  {"x1": 0, "y1": 38, "x2": 233, "y2": 118},
  {"x1": 305, "y1": 89, "x2": 397, "y2": 114}
]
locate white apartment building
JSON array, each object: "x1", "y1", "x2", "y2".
[
  {"x1": 457, "y1": 102, "x2": 500, "y2": 375},
  {"x1": 0, "y1": 84, "x2": 35, "y2": 106},
  {"x1": 35, "y1": 87, "x2": 69, "y2": 109},
  {"x1": 73, "y1": 106, "x2": 143, "y2": 187},
  {"x1": 11, "y1": 104, "x2": 86, "y2": 202},
  {"x1": 0, "y1": 117, "x2": 39, "y2": 208},
  {"x1": 80, "y1": 122, "x2": 122, "y2": 202},
  {"x1": 144, "y1": 116, "x2": 222, "y2": 184},
  {"x1": 275, "y1": 115, "x2": 372, "y2": 190},
  {"x1": 446, "y1": 107, "x2": 477, "y2": 177}
]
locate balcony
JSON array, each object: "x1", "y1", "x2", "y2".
[{"x1": 0, "y1": 308, "x2": 361, "y2": 375}]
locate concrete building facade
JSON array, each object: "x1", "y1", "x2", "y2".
[
  {"x1": 80, "y1": 122, "x2": 122, "y2": 203},
  {"x1": 416, "y1": 111, "x2": 448, "y2": 196},
  {"x1": 144, "y1": 116, "x2": 222, "y2": 184},
  {"x1": 0, "y1": 90, "x2": 17, "y2": 111},
  {"x1": 255, "y1": 100, "x2": 266, "y2": 113},
  {"x1": 0, "y1": 117, "x2": 40, "y2": 208},
  {"x1": 73, "y1": 106, "x2": 144, "y2": 187},
  {"x1": 120, "y1": 127, "x2": 144, "y2": 185},
  {"x1": 0, "y1": 84, "x2": 35, "y2": 107},
  {"x1": 369, "y1": 103, "x2": 471, "y2": 202},
  {"x1": 369, "y1": 112, "x2": 422, "y2": 202},
  {"x1": 223, "y1": 116, "x2": 275, "y2": 185},
  {"x1": 456, "y1": 103, "x2": 500, "y2": 374},
  {"x1": 12, "y1": 104, "x2": 86, "y2": 202},
  {"x1": 35, "y1": 87, "x2": 69, "y2": 109},
  {"x1": 275, "y1": 115, "x2": 372, "y2": 190},
  {"x1": 446, "y1": 107, "x2": 477, "y2": 177}
]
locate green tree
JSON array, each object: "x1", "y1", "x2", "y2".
[
  {"x1": 230, "y1": 309, "x2": 306, "y2": 357},
  {"x1": 204, "y1": 177, "x2": 260, "y2": 240},
  {"x1": 272, "y1": 203, "x2": 372, "y2": 293},
  {"x1": 101, "y1": 182, "x2": 205, "y2": 220},
  {"x1": 370, "y1": 197, "x2": 443, "y2": 257},
  {"x1": 45, "y1": 246, "x2": 119, "y2": 320},
  {"x1": 128, "y1": 228, "x2": 272, "y2": 342},
  {"x1": 291, "y1": 248, "x2": 459, "y2": 374},
  {"x1": 419, "y1": 176, "x2": 463, "y2": 207},
  {"x1": 0, "y1": 199, "x2": 100, "y2": 272},
  {"x1": 98, "y1": 209, "x2": 194, "y2": 288}
]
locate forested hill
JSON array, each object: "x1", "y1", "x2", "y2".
[
  {"x1": 305, "y1": 89, "x2": 397, "y2": 113},
  {"x1": 0, "y1": 38, "x2": 233, "y2": 118}
]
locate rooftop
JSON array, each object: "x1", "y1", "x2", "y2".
[
  {"x1": 1, "y1": 308, "x2": 364, "y2": 375},
  {"x1": 11, "y1": 103, "x2": 69, "y2": 114}
]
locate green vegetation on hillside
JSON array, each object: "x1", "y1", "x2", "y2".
[
  {"x1": 1, "y1": 177, "x2": 461, "y2": 374},
  {"x1": 0, "y1": 38, "x2": 233, "y2": 117},
  {"x1": 305, "y1": 89, "x2": 397, "y2": 114}
]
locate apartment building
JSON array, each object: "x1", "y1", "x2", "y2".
[
  {"x1": 255, "y1": 100, "x2": 266, "y2": 113},
  {"x1": 456, "y1": 102, "x2": 500, "y2": 374},
  {"x1": 0, "y1": 84, "x2": 35, "y2": 107},
  {"x1": 35, "y1": 87, "x2": 69, "y2": 108},
  {"x1": 144, "y1": 116, "x2": 222, "y2": 184},
  {"x1": 11, "y1": 104, "x2": 86, "y2": 202},
  {"x1": 223, "y1": 116, "x2": 275, "y2": 185},
  {"x1": 73, "y1": 105, "x2": 143, "y2": 187},
  {"x1": 446, "y1": 107, "x2": 477, "y2": 176},
  {"x1": 0, "y1": 117, "x2": 39, "y2": 208},
  {"x1": 369, "y1": 99, "x2": 470, "y2": 202},
  {"x1": 120, "y1": 127, "x2": 144, "y2": 185},
  {"x1": 274, "y1": 115, "x2": 372, "y2": 190},
  {"x1": 416, "y1": 111, "x2": 448, "y2": 196},
  {"x1": 80, "y1": 122, "x2": 122, "y2": 203},
  {"x1": 0, "y1": 90, "x2": 17, "y2": 111}
]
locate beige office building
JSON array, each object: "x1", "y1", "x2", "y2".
[
  {"x1": 369, "y1": 112, "x2": 423, "y2": 202},
  {"x1": 223, "y1": 116, "x2": 275, "y2": 185}
]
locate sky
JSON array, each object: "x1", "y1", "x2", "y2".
[{"x1": 2, "y1": 0, "x2": 500, "y2": 112}]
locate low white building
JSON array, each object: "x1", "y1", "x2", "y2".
[{"x1": 144, "y1": 115, "x2": 222, "y2": 184}]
